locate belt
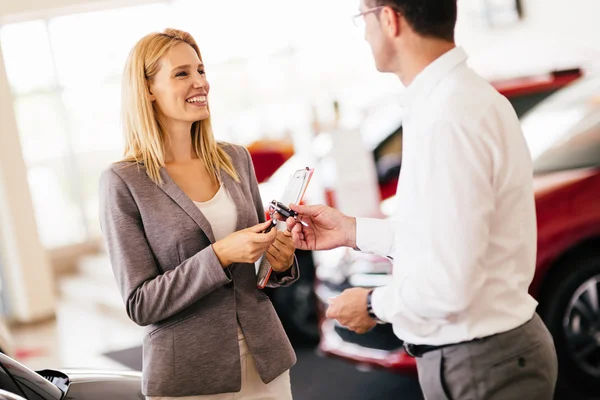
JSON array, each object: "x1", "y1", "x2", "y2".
[{"x1": 403, "y1": 342, "x2": 452, "y2": 358}]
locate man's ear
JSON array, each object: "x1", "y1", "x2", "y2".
[{"x1": 382, "y1": 7, "x2": 401, "y2": 37}]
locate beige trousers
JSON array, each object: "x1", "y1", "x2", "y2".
[{"x1": 148, "y1": 325, "x2": 292, "y2": 400}]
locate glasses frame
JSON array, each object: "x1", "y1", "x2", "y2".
[{"x1": 351, "y1": 5, "x2": 400, "y2": 28}]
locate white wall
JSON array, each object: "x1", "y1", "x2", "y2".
[
  {"x1": 2, "y1": 0, "x2": 597, "y2": 77},
  {"x1": 0, "y1": 0, "x2": 159, "y2": 22}
]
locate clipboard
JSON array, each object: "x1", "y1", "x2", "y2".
[{"x1": 256, "y1": 167, "x2": 314, "y2": 288}]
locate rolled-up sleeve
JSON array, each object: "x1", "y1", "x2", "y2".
[{"x1": 356, "y1": 217, "x2": 396, "y2": 259}]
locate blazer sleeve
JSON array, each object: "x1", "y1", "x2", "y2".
[
  {"x1": 241, "y1": 147, "x2": 299, "y2": 288},
  {"x1": 99, "y1": 168, "x2": 232, "y2": 327}
]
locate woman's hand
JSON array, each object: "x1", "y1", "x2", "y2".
[
  {"x1": 266, "y1": 229, "x2": 295, "y2": 273},
  {"x1": 213, "y1": 220, "x2": 277, "y2": 267}
]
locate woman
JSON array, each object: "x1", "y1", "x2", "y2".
[{"x1": 99, "y1": 28, "x2": 298, "y2": 399}]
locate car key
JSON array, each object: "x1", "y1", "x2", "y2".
[{"x1": 269, "y1": 200, "x2": 309, "y2": 226}]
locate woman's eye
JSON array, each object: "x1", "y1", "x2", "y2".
[
  {"x1": 175, "y1": 71, "x2": 188, "y2": 77},
  {"x1": 198, "y1": 69, "x2": 205, "y2": 75}
]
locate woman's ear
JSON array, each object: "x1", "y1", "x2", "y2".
[{"x1": 147, "y1": 86, "x2": 156, "y2": 102}]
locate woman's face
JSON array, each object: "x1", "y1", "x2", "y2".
[{"x1": 148, "y1": 42, "x2": 210, "y2": 129}]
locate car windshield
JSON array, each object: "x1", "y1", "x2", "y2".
[
  {"x1": 521, "y1": 74, "x2": 600, "y2": 174},
  {"x1": 0, "y1": 353, "x2": 62, "y2": 400}
]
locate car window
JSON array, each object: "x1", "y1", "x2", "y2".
[
  {"x1": 0, "y1": 354, "x2": 63, "y2": 400},
  {"x1": 521, "y1": 74, "x2": 600, "y2": 173}
]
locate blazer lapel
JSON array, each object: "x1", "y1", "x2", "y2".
[{"x1": 158, "y1": 167, "x2": 216, "y2": 243}]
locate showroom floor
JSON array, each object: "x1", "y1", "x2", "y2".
[
  {"x1": 9, "y1": 253, "x2": 425, "y2": 399},
  {"x1": 7, "y1": 254, "x2": 588, "y2": 400}
]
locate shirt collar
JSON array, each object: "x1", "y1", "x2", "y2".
[{"x1": 403, "y1": 46, "x2": 468, "y2": 116}]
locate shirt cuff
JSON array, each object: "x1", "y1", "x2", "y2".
[{"x1": 370, "y1": 286, "x2": 390, "y2": 323}]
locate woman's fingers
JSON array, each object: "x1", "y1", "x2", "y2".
[
  {"x1": 267, "y1": 245, "x2": 281, "y2": 259},
  {"x1": 248, "y1": 220, "x2": 275, "y2": 233}
]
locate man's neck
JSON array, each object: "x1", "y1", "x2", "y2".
[{"x1": 396, "y1": 39, "x2": 456, "y2": 87}]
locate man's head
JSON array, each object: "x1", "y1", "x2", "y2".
[{"x1": 357, "y1": 0, "x2": 457, "y2": 75}]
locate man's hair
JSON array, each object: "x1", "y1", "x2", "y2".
[{"x1": 370, "y1": 0, "x2": 457, "y2": 41}]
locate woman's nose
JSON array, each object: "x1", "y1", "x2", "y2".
[{"x1": 192, "y1": 72, "x2": 205, "y2": 88}]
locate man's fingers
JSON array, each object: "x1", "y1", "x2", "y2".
[
  {"x1": 289, "y1": 203, "x2": 321, "y2": 216},
  {"x1": 290, "y1": 235, "x2": 306, "y2": 250},
  {"x1": 291, "y1": 223, "x2": 305, "y2": 245},
  {"x1": 285, "y1": 217, "x2": 296, "y2": 232},
  {"x1": 326, "y1": 305, "x2": 337, "y2": 319},
  {"x1": 292, "y1": 223, "x2": 303, "y2": 234}
]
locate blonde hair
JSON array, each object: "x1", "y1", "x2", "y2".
[{"x1": 120, "y1": 28, "x2": 239, "y2": 184}]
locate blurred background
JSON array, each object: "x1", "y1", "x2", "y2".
[{"x1": 0, "y1": 0, "x2": 599, "y2": 399}]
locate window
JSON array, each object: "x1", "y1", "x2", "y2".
[{"x1": 1, "y1": 1, "x2": 401, "y2": 249}]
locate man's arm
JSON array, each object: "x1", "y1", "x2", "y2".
[
  {"x1": 371, "y1": 120, "x2": 494, "y2": 327},
  {"x1": 355, "y1": 217, "x2": 397, "y2": 259}
]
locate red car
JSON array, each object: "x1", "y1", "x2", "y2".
[{"x1": 314, "y1": 72, "x2": 600, "y2": 397}]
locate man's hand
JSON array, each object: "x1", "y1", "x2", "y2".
[
  {"x1": 283, "y1": 204, "x2": 357, "y2": 251},
  {"x1": 326, "y1": 288, "x2": 377, "y2": 334}
]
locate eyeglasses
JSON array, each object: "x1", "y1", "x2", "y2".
[
  {"x1": 352, "y1": 6, "x2": 384, "y2": 28},
  {"x1": 351, "y1": 6, "x2": 400, "y2": 29}
]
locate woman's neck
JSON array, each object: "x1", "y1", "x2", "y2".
[{"x1": 163, "y1": 120, "x2": 196, "y2": 164}]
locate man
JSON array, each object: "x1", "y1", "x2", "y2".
[{"x1": 284, "y1": 0, "x2": 558, "y2": 399}]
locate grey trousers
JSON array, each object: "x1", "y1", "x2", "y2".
[{"x1": 416, "y1": 314, "x2": 558, "y2": 400}]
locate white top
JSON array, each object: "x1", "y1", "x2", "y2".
[
  {"x1": 193, "y1": 185, "x2": 237, "y2": 242},
  {"x1": 356, "y1": 47, "x2": 538, "y2": 346},
  {"x1": 194, "y1": 185, "x2": 244, "y2": 340}
]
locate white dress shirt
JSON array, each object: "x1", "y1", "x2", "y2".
[{"x1": 356, "y1": 47, "x2": 538, "y2": 346}]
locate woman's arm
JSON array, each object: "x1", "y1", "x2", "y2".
[
  {"x1": 242, "y1": 147, "x2": 299, "y2": 287},
  {"x1": 99, "y1": 168, "x2": 231, "y2": 327}
]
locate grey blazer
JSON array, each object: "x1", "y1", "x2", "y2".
[{"x1": 99, "y1": 143, "x2": 298, "y2": 397}]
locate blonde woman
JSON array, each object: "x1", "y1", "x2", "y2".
[{"x1": 99, "y1": 28, "x2": 297, "y2": 399}]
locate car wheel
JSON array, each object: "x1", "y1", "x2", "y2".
[
  {"x1": 268, "y1": 250, "x2": 319, "y2": 345},
  {"x1": 539, "y1": 250, "x2": 600, "y2": 397}
]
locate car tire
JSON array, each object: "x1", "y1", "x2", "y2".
[
  {"x1": 538, "y1": 249, "x2": 600, "y2": 398},
  {"x1": 267, "y1": 250, "x2": 319, "y2": 345}
]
